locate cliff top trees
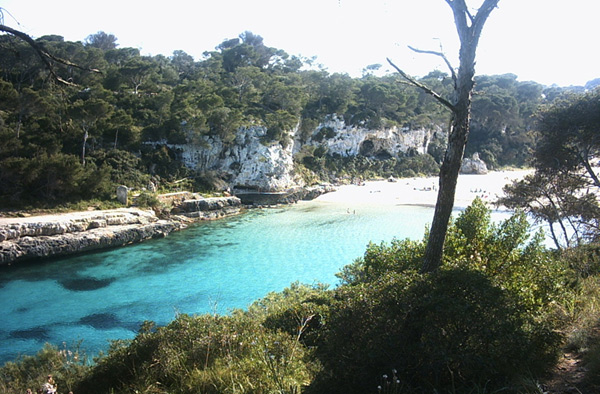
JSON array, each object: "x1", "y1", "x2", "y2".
[
  {"x1": 84, "y1": 31, "x2": 118, "y2": 51},
  {"x1": 0, "y1": 16, "x2": 574, "y2": 208}
]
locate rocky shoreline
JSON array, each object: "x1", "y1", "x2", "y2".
[
  {"x1": 0, "y1": 185, "x2": 334, "y2": 266},
  {"x1": 0, "y1": 196, "x2": 243, "y2": 266}
]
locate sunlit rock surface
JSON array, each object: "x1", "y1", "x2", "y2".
[
  {"x1": 461, "y1": 152, "x2": 488, "y2": 174},
  {"x1": 0, "y1": 197, "x2": 243, "y2": 265},
  {"x1": 153, "y1": 116, "x2": 442, "y2": 192}
]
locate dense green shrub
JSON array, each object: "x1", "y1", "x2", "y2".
[
  {"x1": 310, "y1": 268, "x2": 559, "y2": 394},
  {"x1": 133, "y1": 191, "x2": 161, "y2": 208},
  {"x1": 347, "y1": 199, "x2": 569, "y2": 313},
  {"x1": 320, "y1": 199, "x2": 565, "y2": 393},
  {"x1": 75, "y1": 302, "x2": 317, "y2": 393},
  {"x1": 90, "y1": 149, "x2": 151, "y2": 189},
  {"x1": 246, "y1": 282, "x2": 333, "y2": 348},
  {"x1": 560, "y1": 242, "x2": 600, "y2": 278},
  {"x1": 0, "y1": 153, "x2": 112, "y2": 207},
  {"x1": 444, "y1": 199, "x2": 570, "y2": 313}
]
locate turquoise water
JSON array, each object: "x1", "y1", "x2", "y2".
[{"x1": 0, "y1": 200, "x2": 510, "y2": 364}]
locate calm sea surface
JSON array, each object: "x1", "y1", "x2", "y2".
[{"x1": 0, "y1": 200, "x2": 512, "y2": 364}]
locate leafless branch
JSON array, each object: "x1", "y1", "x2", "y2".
[
  {"x1": 466, "y1": 9, "x2": 475, "y2": 24},
  {"x1": 0, "y1": 23, "x2": 102, "y2": 86},
  {"x1": 386, "y1": 57, "x2": 455, "y2": 112},
  {"x1": 408, "y1": 45, "x2": 457, "y2": 88}
]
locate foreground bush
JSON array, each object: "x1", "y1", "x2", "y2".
[
  {"x1": 310, "y1": 268, "x2": 560, "y2": 394},
  {"x1": 0, "y1": 343, "x2": 88, "y2": 394},
  {"x1": 74, "y1": 286, "x2": 324, "y2": 394},
  {"x1": 321, "y1": 199, "x2": 566, "y2": 393}
]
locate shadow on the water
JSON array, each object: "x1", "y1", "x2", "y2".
[
  {"x1": 10, "y1": 326, "x2": 49, "y2": 341},
  {"x1": 60, "y1": 277, "x2": 115, "y2": 291},
  {"x1": 210, "y1": 241, "x2": 238, "y2": 249},
  {"x1": 294, "y1": 205, "x2": 323, "y2": 214},
  {"x1": 79, "y1": 313, "x2": 122, "y2": 330},
  {"x1": 315, "y1": 219, "x2": 344, "y2": 227}
]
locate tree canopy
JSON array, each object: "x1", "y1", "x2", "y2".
[
  {"x1": 0, "y1": 27, "x2": 585, "y2": 207},
  {"x1": 500, "y1": 88, "x2": 600, "y2": 249}
]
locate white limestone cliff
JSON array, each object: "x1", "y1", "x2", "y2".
[
  {"x1": 302, "y1": 115, "x2": 441, "y2": 158},
  {"x1": 169, "y1": 125, "x2": 301, "y2": 192},
  {"x1": 154, "y1": 116, "x2": 444, "y2": 192}
]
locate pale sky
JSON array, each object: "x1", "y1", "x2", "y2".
[{"x1": 1, "y1": 0, "x2": 598, "y2": 87}]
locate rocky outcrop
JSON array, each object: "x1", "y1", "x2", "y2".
[
  {"x1": 304, "y1": 115, "x2": 443, "y2": 159},
  {"x1": 0, "y1": 197, "x2": 244, "y2": 265},
  {"x1": 0, "y1": 209, "x2": 160, "y2": 242},
  {"x1": 0, "y1": 209, "x2": 181, "y2": 265},
  {"x1": 461, "y1": 153, "x2": 488, "y2": 174},
  {"x1": 234, "y1": 184, "x2": 336, "y2": 206},
  {"x1": 153, "y1": 126, "x2": 300, "y2": 192},
  {"x1": 146, "y1": 116, "x2": 443, "y2": 194},
  {"x1": 172, "y1": 196, "x2": 242, "y2": 220}
]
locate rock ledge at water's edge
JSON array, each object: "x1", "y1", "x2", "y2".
[{"x1": 0, "y1": 196, "x2": 243, "y2": 266}]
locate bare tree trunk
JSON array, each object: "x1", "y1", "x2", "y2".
[
  {"x1": 420, "y1": 0, "x2": 499, "y2": 273},
  {"x1": 389, "y1": 1, "x2": 498, "y2": 272},
  {"x1": 422, "y1": 113, "x2": 470, "y2": 272},
  {"x1": 82, "y1": 129, "x2": 89, "y2": 166}
]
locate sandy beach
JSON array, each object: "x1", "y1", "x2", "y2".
[{"x1": 315, "y1": 169, "x2": 533, "y2": 209}]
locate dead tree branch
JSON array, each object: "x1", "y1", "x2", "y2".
[
  {"x1": 0, "y1": 23, "x2": 102, "y2": 86},
  {"x1": 408, "y1": 45, "x2": 457, "y2": 88},
  {"x1": 386, "y1": 57, "x2": 456, "y2": 112}
]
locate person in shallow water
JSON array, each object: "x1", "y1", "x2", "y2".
[{"x1": 42, "y1": 375, "x2": 57, "y2": 394}]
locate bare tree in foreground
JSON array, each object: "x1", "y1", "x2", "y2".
[{"x1": 388, "y1": 0, "x2": 500, "y2": 273}]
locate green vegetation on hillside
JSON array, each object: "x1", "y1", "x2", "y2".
[{"x1": 0, "y1": 30, "x2": 576, "y2": 208}]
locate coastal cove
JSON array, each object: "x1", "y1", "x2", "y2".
[{"x1": 0, "y1": 171, "x2": 526, "y2": 364}]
